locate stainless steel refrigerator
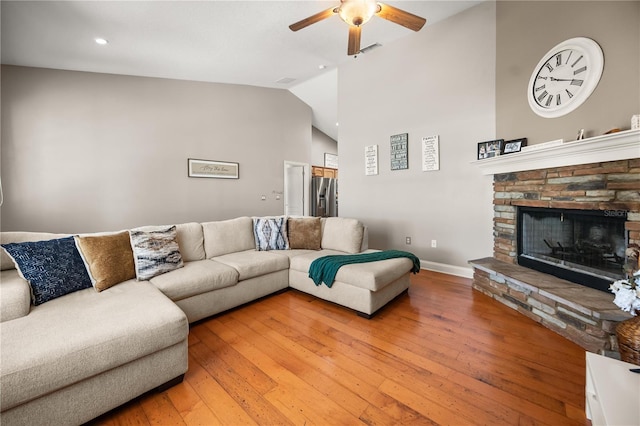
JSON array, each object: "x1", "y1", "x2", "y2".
[{"x1": 311, "y1": 177, "x2": 338, "y2": 217}]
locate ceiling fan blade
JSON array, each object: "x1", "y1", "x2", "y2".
[
  {"x1": 347, "y1": 25, "x2": 361, "y2": 56},
  {"x1": 376, "y1": 3, "x2": 426, "y2": 32},
  {"x1": 289, "y1": 7, "x2": 337, "y2": 31}
]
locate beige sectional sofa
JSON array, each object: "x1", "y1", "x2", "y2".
[{"x1": 0, "y1": 216, "x2": 415, "y2": 425}]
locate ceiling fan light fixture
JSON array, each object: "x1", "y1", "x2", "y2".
[{"x1": 338, "y1": 0, "x2": 378, "y2": 26}]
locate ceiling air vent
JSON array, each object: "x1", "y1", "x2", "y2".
[
  {"x1": 359, "y1": 43, "x2": 382, "y2": 54},
  {"x1": 276, "y1": 77, "x2": 297, "y2": 84}
]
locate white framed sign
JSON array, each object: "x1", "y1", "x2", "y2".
[
  {"x1": 422, "y1": 135, "x2": 440, "y2": 171},
  {"x1": 324, "y1": 153, "x2": 338, "y2": 169},
  {"x1": 365, "y1": 145, "x2": 378, "y2": 176}
]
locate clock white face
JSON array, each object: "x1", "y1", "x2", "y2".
[{"x1": 528, "y1": 38, "x2": 604, "y2": 118}]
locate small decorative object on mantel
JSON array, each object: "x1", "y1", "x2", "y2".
[
  {"x1": 503, "y1": 138, "x2": 527, "y2": 154},
  {"x1": 477, "y1": 139, "x2": 503, "y2": 160},
  {"x1": 603, "y1": 128, "x2": 621, "y2": 135},
  {"x1": 576, "y1": 129, "x2": 585, "y2": 140},
  {"x1": 632, "y1": 114, "x2": 640, "y2": 130},
  {"x1": 610, "y1": 244, "x2": 640, "y2": 365}
]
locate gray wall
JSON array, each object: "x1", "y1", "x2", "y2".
[
  {"x1": 0, "y1": 66, "x2": 312, "y2": 233},
  {"x1": 337, "y1": 2, "x2": 497, "y2": 273},
  {"x1": 497, "y1": 1, "x2": 640, "y2": 144},
  {"x1": 311, "y1": 126, "x2": 338, "y2": 168}
]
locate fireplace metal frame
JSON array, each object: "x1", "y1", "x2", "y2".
[{"x1": 516, "y1": 206, "x2": 628, "y2": 293}]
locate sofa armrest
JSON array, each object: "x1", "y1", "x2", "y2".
[{"x1": 1, "y1": 270, "x2": 31, "y2": 322}]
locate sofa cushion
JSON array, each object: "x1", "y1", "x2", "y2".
[
  {"x1": 150, "y1": 259, "x2": 239, "y2": 301},
  {"x1": 135, "y1": 222, "x2": 205, "y2": 262},
  {"x1": 289, "y1": 249, "x2": 348, "y2": 273},
  {"x1": 0, "y1": 280, "x2": 187, "y2": 412},
  {"x1": 1, "y1": 232, "x2": 68, "y2": 271},
  {"x1": 130, "y1": 226, "x2": 184, "y2": 280},
  {"x1": 253, "y1": 216, "x2": 289, "y2": 251},
  {"x1": 0, "y1": 270, "x2": 31, "y2": 322},
  {"x1": 175, "y1": 222, "x2": 206, "y2": 261},
  {"x1": 75, "y1": 231, "x2": 136, "y2": 292},
  {"x1": 290, "y1": 249, "x2": 414, "y2": 292},
  {"x1": 1, "y1": 236, "x2": 93, "y2": 305},
  {"x1": 202, "y1": 217, "x2": 255, "y2": 258},
  {"x1": 213, "y1": 250, "x2": 290, "y2": 280},
  {"x1": 321, "y1": 218, "x2": 364, "y2": 254},
  {"x1": 288, "y1": 217, "x2": 322, "y2": 250}
]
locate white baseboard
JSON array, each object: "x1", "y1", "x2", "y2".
[{"x1": 419, "y1": 259, "x2": 474, "y2": 279}]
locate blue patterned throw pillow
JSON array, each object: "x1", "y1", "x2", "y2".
[
  {"x1": 253, "y1": 217, "x2": 289, "y2": 251},
  {"x1": 129, "y1": 226, "x2": 184, "y2": 280},
  {"x1": 1, "y1": 236, "x2": 92, "y2": 305}
]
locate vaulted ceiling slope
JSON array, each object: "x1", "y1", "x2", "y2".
[{"x1": 1, "y1": 1, "x2": 480, "y2": 141}]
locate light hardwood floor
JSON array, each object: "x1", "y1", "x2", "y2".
[{"x1": 91, "y1": 270, "x2": 589, "y2": 425}]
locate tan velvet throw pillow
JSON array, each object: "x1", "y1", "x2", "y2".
[
  {"x1": 288, "y1": 217, "x2": 322, "y2": 250},
  {"x1": 75, "y1": 231, "x2": 136, "y2": 292}
]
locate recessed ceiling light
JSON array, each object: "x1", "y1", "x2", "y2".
[
  {"x1": 94, "y1": 38, "x2": 109, "y2": 45},
  {"x1": 318, "y1": 65, "x2": 327, "y2": 70}
]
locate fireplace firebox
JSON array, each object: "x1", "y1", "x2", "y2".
[{"x1": 517, "y1": 207, "x2": 627, "y2": 293}]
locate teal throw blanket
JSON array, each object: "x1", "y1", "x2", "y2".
[{"x1": 308, "y1": 250, "x2": 421, "y2": 288}]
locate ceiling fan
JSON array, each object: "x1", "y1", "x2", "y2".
[{"x1": 289, "y1": 0, "x2": 426, "y2": 56}]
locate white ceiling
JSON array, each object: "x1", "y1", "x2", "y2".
[{"x1": 1, "y1": 1, "x2": 480, "y2": 141}]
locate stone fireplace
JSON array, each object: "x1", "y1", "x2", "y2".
[{"x1": 470, "y1": 130, "x2": 640, "y2": 357}]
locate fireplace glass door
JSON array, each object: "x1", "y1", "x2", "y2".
[{"x1": 518, "y1": 207, "x2": 627, "y2": 292}]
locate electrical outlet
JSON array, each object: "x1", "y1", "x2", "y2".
[
  {"x1": 431, "y1": 240, "x2": 437, "y2": 248},
  {"x1": 406, "y1": 237, "x2": 411, "y2": 245}
]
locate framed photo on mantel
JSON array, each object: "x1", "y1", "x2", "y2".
[
  {"x1": 477, "y1": 139, "x2": 504, "y2": 160},
  {"x1": 503, "y1": 138, "x2": 528, "y2": 154}
]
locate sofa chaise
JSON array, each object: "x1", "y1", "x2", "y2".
[{"x1": 0, "y1": 216, "x2": 417, "y2": 425}]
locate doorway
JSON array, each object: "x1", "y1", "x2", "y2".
[{"x1": 283, "y1": 161, "x2": 310, "y2": 216}]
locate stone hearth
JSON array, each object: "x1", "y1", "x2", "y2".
[{"x1": 470, "y1": 257, "x2": 630, "y2": 356}]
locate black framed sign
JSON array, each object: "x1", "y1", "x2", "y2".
[
  {"x1": 477, "y1": 139, "x2": 504, "y2": 160},
  {"x1": 503, "y1": 138, "x2": 527, "y2": 154},
  {"x1": 390, "y1": 133, "x2": 408, "y2": 170}
]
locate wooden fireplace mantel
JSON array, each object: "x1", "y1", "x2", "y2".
[{"x1": 471, "y1": 129, "x2": 640, "y2": 175}]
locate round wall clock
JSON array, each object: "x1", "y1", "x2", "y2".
[{"x1": 527, "y1": 37, "x2": 604, "y2": 118}]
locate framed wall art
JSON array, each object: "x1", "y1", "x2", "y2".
[
  {"x1": 477, "y1": 139, "x2": 504, "y2": 160},
  {"x1": 188, "y1": 159, "x2": 239, "y2": 179},
  {"x1": 503, "y1": 138, "x2": 528, "y2": 154},
  {"x1": 390, "y1": 133, "x2": 408, "y2": 170}
]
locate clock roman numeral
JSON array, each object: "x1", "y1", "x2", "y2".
[
  {"x1": 574, "y1": 66, "x2": 587, "y2": 75},
  {"x1": 545, "y1": 95, "x2": 553, "y2": 107},
  {"x1": 570, "y1": 79, "x2": 584, "y2": 86},
  {"x1": 565, "y1": 51, "x2": 573, "y2": 65},
  {"x1": 535, "y1": 85, "x2": 546, "y2": 92},
  {"x1": 537, "y1": 90, "x2": 549, "y2": 102},
  {"x1": 556, "y1": 94, "x2": 561, "y2": 106},
  {"x1": 545, "y1": 63, "x2": 554, "y2": 72},
  {"x1": 565, "y1": 89, "x2": 574, "y2": 98},
  {"x1": 571, "y1": 55, "x2": 584, "y2": 68},
  {"x1": 556, "y1": 54, "x2": 562, "y2": 67},
  {"x1": 537, "y1": 76, "x2": 548, "y2": 80}
]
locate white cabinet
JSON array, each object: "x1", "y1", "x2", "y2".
[{"x1": 586, "y1": 352, "x2": 640, "y2": 426}]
